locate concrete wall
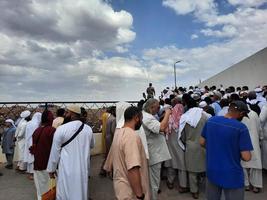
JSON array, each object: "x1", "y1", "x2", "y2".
[{"x1": 199, "y1": 47, "x2": 267, "y2": 89}]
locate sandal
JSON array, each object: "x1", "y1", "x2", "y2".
[
  {"x1": 166, "y1": 180, "x2": 174, "y2": 189},
  {"x1": 178, "y1": 186, "x2": 189, "y2": 193},
  {"x1": 253, "y1": 187, "x2": 260, "y2": 193}
]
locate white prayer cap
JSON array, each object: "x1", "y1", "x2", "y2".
[
  {"x1": 20, "y1": 110, "x2": 31, "y2": 118},
  {"x1": 116, "y1": 102, "x2": 131, "y2": 129},
  {"x1": 208, "y1": 91, "x2": 214, "y2": 97},
  {"x1": 254, "y1": 88, "x2": 262, "y2": 93},
  {"x1": 200, "y1": 88, "x2": 205, "y2": 93},
  {"x1": 199, "y1": 101, "x2": 207, "y2": 108},
  {"x1": 213, "y1": 91, "x2": 222, "y2": 99},
  {"x1": 67, "y1": 105, "x2": 81, "y2": 115}
]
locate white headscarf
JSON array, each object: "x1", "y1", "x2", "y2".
[
  {"x1": 25, "y1": 112, "x2": 42, "y2": 140},
  {"x1": 5, "y1": 119, "x2": 16, "y2": 129},
  {"x1": 116, "y1": 102, "x2": 131, "y2": 129}
]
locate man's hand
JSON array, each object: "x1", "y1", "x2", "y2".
[
  {"x1": 49, "y1": 172, "x2": 57, "y2": 179},
  {"x1": 160, "y1": 108, "x2": 172, "y2": 132}
]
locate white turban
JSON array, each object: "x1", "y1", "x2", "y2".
[{"x1": 20, "y1": 110, "x2": 31, "y2": 118}]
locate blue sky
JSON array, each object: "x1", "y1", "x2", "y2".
[
  {"x1": 0, "y1": 0, "x2": 267, "y2": 101},
  {"x1": 111, "y1": 0, "x2": 208, "y2": 52}
]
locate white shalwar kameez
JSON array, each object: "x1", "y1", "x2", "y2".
[
  {"x1": 241, "y1": 110, "x2": 263, "y2": 188},
  {"x1": 15, "y1": 118, "x2": 28, "y2": 170},
  {"x1": 24, "y1": 112, "x2": 41, "y2": 173},
  {"x1": 47, "y1": 120, "x2": 94, "y2": 200}
]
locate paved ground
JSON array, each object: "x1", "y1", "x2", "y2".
[{"x1": 0, "y1": 155, "x2": 266, "y2": 200}]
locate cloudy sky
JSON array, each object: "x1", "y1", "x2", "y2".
[{"x1": 1, "y1": 0, "x2": 267, "y2": 101}]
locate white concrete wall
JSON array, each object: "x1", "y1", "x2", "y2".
[{"x1": 199, "y1": 47, "x2": 267, "y2": 89}]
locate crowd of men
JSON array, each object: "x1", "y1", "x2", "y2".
[
  {"x1": 0, "y1": 105, "x2": 94, "y2": 200},
  {"x1": 101, "y1": 83, "x2": 267, "y2": 200},
  {"x1": 0, "y1": 82, "x2": 266, "y2": 200}
]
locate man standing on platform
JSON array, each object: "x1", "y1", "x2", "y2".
[{"x1": 146, "y1": 83, "x2": 155, "y2": 99}]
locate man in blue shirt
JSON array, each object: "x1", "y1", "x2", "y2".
[{"x1": 200, "y1": 101, "x2": 253, "y2": 200}]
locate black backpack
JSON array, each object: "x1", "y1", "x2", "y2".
[{"x1": 247, "y1": 101, "x2": 261, "y2": 116}]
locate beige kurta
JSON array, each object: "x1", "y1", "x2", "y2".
[{"x1": 104, "y1": 127, "x2": 150, "y2": 200}]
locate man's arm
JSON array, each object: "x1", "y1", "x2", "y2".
[
  {"x1": 241, "y1": 151, "x2": 251, "y2": 161},
  {"x1": 159, "y1": 109, "x2": 171, "y2": 132},
  {"x1": 128, "y1": 166, "x2": 143, "y2": 198}
]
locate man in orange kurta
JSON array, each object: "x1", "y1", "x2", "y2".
[{"x1": 104, "y1": 106, "x2": 150, "y2": 200}]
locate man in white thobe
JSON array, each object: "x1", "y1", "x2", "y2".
[
  {"x1": 24, "y1": 112, "x2": 41, "y2": 179},
  {"x1": 47, "y1": 105, "x2": 94, "y2": 200},
  {"x1": 15, "y1": 110, "x2": 31, "y2": 171},
  {"x1": 241, "y1": 110, "x2": 263, "y2": 192},
  {"x1": 260, "y1": 104, "x2": 267, "y2": 170}
]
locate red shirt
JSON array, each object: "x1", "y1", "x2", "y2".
[{"x1": 32, "y1": 126, "x2": 56, "y2": 170}]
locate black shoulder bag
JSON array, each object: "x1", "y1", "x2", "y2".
[{"x1": 61, "y1": 123, "x2": 84, "y2": 148}]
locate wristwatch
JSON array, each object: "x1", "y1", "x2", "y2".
[{"x1": 136, "y1": 193, "x2": 145, "y2": 200}]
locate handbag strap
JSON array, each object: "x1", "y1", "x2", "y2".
[{"x1": 61, "y1": 123, "x2": 84, "y2": 148}]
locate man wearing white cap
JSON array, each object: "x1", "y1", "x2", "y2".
[
  {"x1": 47, "y1": 104, "x2": 94, "y2": 200},
  {"x1": 1, "y1": 119, "x2": 16, "y2": 169},
  {"x1": 254, "y1": 87, "x2": 267, "y2": 110},
  {"x1": 15, "y1": 110, "x2": 31, "y2": 171}
]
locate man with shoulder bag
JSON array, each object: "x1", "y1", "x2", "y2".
[{"x1": 47, "y1": 105, "x2": 95, "y2": 200}]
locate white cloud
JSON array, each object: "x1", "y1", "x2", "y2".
[
  {"x1": 227, "y1": 0, "x2": 267, "y2": 7},
  {"x1": 0, "y1": 0, "x2": 143, "y2": 101},
  {"x1": 163, "y1": 0, "x2": 267, "y2": 43},
  {"x1": 191, "y1": 34, "x2": 199, "y2": 39},
  {"x1": 0, "y1": 0, "x2": 135, "y2": 52},
  {"x1": 142, "y1": 20, "x2": 267, "y2": 87},
  {"x1": 201, "y1": 25, "x2": 237, "y2": 38},
  {"x1": 162, "y1": 0, "x2": 217, "y2": 16}
]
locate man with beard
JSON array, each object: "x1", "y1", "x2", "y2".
[
  {"x1": 47, "y1": 105, "x2": 94, "y2": 200},
  {"x1": 200, "y1": 101, "x2": 253, "y2": 200},
  {"x1": 104, "y1": 106, "x2": 150, "y2": 200}
]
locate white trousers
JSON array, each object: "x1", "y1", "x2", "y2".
[
  {"x1": 243, "y1": 168, "x2": 263, "y2": 188},
  {"x1": 17, "y1": 161, "x2": 27, "y2": 170},
  {"x1": 34, "y1": 170, "x2": 50, "y2": 200},
  {"x1": 27, "y1": 163, "x2": 34, "y2": 174}
]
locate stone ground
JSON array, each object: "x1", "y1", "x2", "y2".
[{"x1": 0, "y1": 155, "x2": 266, "y2": 200}]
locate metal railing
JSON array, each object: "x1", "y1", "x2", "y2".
[{"x1": 0, "y1": 101, "x2": 138, "y2": 133}]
